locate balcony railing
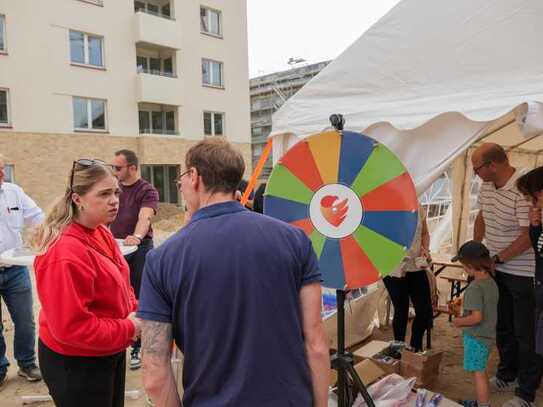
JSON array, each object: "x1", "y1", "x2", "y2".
[
  {"x1": 135, "y1": 8, "x2": 174, "y2": 21},
  {"x1": 137, "y1": 67, "x2": 177, "y2": 78},
  {"x1": 140, "y1": 128, "x2": 179, "y2": 136}
]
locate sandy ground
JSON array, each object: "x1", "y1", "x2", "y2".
[
  {"x1": 5, "y1": 305, "x2": 542, "y2": 407},
  {"x1": 1, "y1": 223, "x2": 542, "y2": 406}
]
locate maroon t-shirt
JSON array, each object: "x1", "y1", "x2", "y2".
[{"x1": 110, "y1": 178, "x2": 159, "y2": 239}]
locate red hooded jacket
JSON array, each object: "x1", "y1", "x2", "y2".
[{"x1": 34, "y1": 223, "x2": 137, "y2": 356}]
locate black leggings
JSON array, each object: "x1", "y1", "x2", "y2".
[
  {"x1": 383, "y1": 270, "x2": 433, "y2": 351},
  {"x1": 38, "y1": 340, "x2": 126, "y2": 407}
]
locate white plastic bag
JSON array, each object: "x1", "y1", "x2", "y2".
[{"x1": 353, "y1": 374, "x2": 416, "y2": 407}]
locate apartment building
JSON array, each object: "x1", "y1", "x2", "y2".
[
  {"x1": 250, "y1": 60, "x2": 329, "y2": 179},
  {"x1": 0, "y1": 0, "x2": 251, "y2": 207}
]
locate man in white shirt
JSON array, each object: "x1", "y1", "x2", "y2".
[
  {"x1": 473, "y1": 143, "x2": 542, "y2": 407},
  {"x1": 0, "y1": 155, "x2": 44, "y2": 387}
]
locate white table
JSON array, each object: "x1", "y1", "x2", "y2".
[{"x1": 0, "y1": 240, "x2": 137, "y2": 267}]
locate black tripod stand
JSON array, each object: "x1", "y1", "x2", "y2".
[{"x1": 331, "y1": 289, "x2": 376, "y2": 407}]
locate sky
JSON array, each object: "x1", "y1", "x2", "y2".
[{"x1": 247, "y1": 0, "x2": 402, "y2": 78}]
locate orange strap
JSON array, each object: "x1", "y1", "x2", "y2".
[{"x1": 241, "y1": 139, "x2": 273, "y2": 206}]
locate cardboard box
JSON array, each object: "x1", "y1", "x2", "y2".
[
  {"x1": 353, "y1": 340, "x2": 401, "y2": 376},
  {"x1": 354, "y1": 359, "x2": 386, "y2": 385},
  {"x1": 353, "y1": 340, "x2": 390, "y2": 359},
  {"x1": 372, "y1": 356, "x2": 401, "y2": 376},
  {"x1": 330, "y1": 349, "x2": 364, "y2": 365},
  {"x1": 329, "y1": 359, "x2": 386, "y2": 388},
  {"x1": 400, "y1": 350, "x2": 443, "y2": 387}
]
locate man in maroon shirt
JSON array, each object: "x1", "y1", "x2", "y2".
[{"x1": 110, "y1": 149, "x2": 159, "y2": 370}]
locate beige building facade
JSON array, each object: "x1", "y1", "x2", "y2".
[{"x1": 0, "y1": 0, "x2": 251, "y2": 208}]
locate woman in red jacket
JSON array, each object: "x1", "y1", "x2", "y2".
[{"x1": 32, "y1": 159, "x2": 140, "y2": 407}]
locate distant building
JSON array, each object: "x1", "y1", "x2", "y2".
[
  {"x1": 250, "y1": 60, "x2": 330, "y2": 179},
  {"x1": 0, "y1": 0, "x2": 250, "y2": 207}
]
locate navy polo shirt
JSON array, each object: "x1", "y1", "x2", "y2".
[{"x1": 138, "y1": 201, "x2": 321, "y2": 407}]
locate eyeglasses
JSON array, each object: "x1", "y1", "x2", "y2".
[
  {"x1": 70, "y1": 159, "x2": 107, "y2": 191},
  {"x1": 176, "y1": 168, "x2": 192, "y2": 184},
  {"x1": 112, "y1": 165, "x2": 129, "y2": 172},
  {"x1": 473, "y1": 161, "x2": 490, "y2": 174}
]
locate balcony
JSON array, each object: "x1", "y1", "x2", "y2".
[
  {"x1": 137, "y1": 45, "x2": 178, "y2": 78},
  {"x1": 134, "y1": 8, "x2": 181, "y2": 50},
  {"x1": 138, "y1": 103, "x2": 179, "y2": 136},
  {"x1": 134, "y1": 0, "x2": 173, "y2": 19},
  {"x1": 136, "y1": 72, "x2": 182, "y2": 106}
]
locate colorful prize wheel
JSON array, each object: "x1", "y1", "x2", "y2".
[{"x1": 264, "y1": 130, "x2": 419, "y2": 290}]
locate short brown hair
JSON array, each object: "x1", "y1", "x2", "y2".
[
  {"x1": 460, "y1": 257, "x2": 494, "y2": 275},
  {"x1": 517, "y1": 166, "x2": 543, "y2": 199},
  {"x1": 185, "y1": 138, "x2": 245, "y2": 194},
  {"x1": 481, "y1": 144, "x2": 508, "y2": 164},
  {"x1": 115, "y1": 149, "x2": 139, "y2": 168}
]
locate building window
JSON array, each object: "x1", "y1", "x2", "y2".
[
  {"x1": 202, "y1": 59, "x2": 223, "y2": 87},
  {"x1": 69, "y1": 30, "x2": 104, "y2": 68},
  {"x1": 203, "y1": 111, "x2": 224, "y2": 136},
  {"x1": 200, "y1": 7, "x2": 221, "y2": 37},
  {"x1": 252, "y1": 127, "x2": 263, "y2": 138},
  {"x1": 0, "y1": 89, "x2": 9, "y2": 126},
  {"x1": 73, "y1": 97, "x2": 107, "y2": 131},
  {"x1": 252, "y1": 143, "x2": 264, "y2": 161},
  {"x1": 134, "y1": 1, "x2": 172, "y2": 19},
  {"x1": 139, "y1": 110, "x2": 177, "y2": 135},
  {"x1": 0, "y1": 15, "x2": 6, "y2": 52},
  {"x1": 141, "y1": 164, "x2": 179, "y2": 204},
  {"x1": 136, "y1": 55, "x2": 175, "y2": 77}
]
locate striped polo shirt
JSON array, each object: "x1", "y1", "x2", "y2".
[{"x1": 478, "y1": 168, "x2": 535, "y2": 277}]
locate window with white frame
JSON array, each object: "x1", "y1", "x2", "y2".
[
  {"x1": 141, "y1": 164, "x2": 179, "y2": 204},
  {"x1": 202, "y1": 59, "x2": 223, "y2": 87},
  {"x1": 0, "y1": 89, "x2": 9, "y2": 126},
  {"x1": 139, "y1": 110, "x2": 177, "y2": 135},
  {"x1": 136, "y1": 55, "x2": 175, "y2": 77},
  {"x1": 134, "y1": 1, "x2": 171, "y2": 18},
  {"x1": 73, "y1": 97, "x2": 107, "y2": 131},
  {"x1": 69, "y1": 30, "x2": 104, "y2": 67},
  {"x1": 0, "y1": 15, "x2": 6, "y2": 52},
  {"x1": 200, "y1": 7, "x2": 221, "y2": 37},
  {"x1": 203, "y1": 111, "x2": 224, "y2": 136}
]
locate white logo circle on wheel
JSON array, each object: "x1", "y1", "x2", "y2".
[{"x1": 309, "y1": 183, "x2": 363, "y2": 239}]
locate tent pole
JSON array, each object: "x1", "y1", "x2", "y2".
[{"x1": 453, "y1": 152, "x2": 469, "y2": 250}]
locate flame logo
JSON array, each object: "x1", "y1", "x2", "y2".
[{"x1": 320, "y1": 195, "x2": 349, "y2": 227}]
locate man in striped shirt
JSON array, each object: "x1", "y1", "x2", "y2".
[{"x1": 473, "y1": 143, "x2": 542, "y2": 407}]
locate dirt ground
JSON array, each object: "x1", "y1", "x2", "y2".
[
  {"x1": 4, "y1": 309, "x2": 541, "y2": 407},
  {"x1": 1, "y1": 220, "x2": 542, "y2": 406}
]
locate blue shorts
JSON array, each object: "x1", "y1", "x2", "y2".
[{"x1": 463, "y1": 333, "x2": 490, "y2": 372}]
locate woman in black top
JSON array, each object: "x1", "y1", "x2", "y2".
[{"x1": 517, "y1": 167, "x2": 543, "y2": 355}]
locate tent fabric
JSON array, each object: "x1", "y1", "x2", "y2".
[{"x1": 269, "y1": 0, "x2": 543, "y2": 194}]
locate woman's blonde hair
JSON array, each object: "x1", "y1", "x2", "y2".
[{"x1": 32, "y1": 162, "x2": 114, "y2": 254}]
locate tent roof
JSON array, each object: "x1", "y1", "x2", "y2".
[{"x1": 271, "y1": 0, "x2": 543, "y2": 137}]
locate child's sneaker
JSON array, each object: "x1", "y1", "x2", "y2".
[
  {"x1": 489, "y1": 376, "x2": 517, "y2": 393},
  {"x1": 501, "y1": 396, "x2": 534, "y2": 407}
]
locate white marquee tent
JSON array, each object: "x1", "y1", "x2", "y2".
[{"x1": 269, "y1": 0, "x2": 543, "y2": 249}]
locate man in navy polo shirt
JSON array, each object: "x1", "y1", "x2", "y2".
[{"x1": 137, "y1": 138, "x2": 329, "y2": 407}]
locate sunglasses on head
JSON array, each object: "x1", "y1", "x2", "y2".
[{"x1": 70, "y1": 159, "x2": 107, "y2": 191}]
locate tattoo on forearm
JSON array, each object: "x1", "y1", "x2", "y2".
[{"x1": 142, "y1": 321, "x2": 173, "y2": 360}]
